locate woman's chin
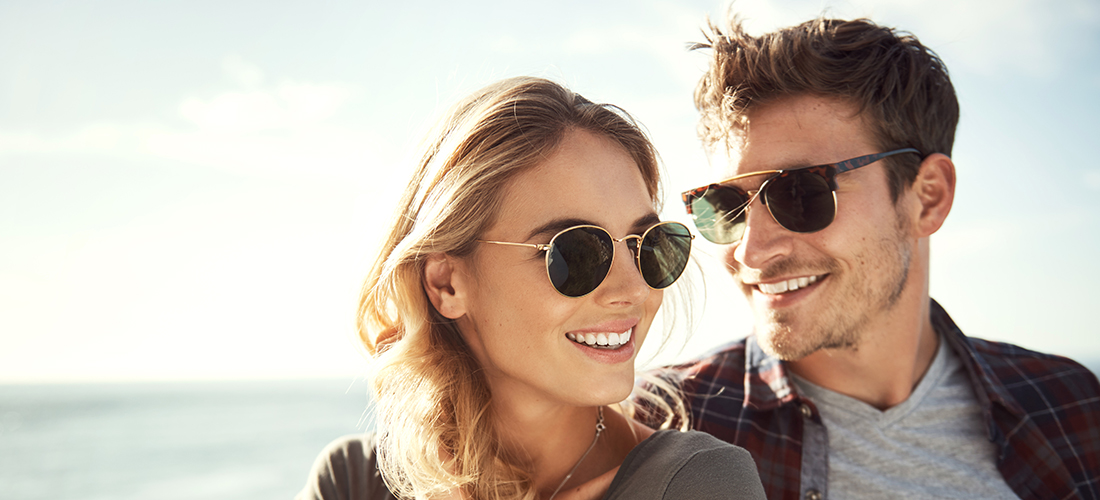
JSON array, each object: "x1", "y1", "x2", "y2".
[{"x1": 577, "y1": 377, "x2": 635, "y2": 407}]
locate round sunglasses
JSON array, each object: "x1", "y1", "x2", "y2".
[
  {"x1": 479, "y1": 221, "x2": 694, "y2": 297},
  {"x1": 681, "y1": 148, "x2": 921, "y2": 244}
]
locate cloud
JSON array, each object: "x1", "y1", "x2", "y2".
[
  {"x1": 222, "y1": 54, "x2": 265, "y2": 89},
  {"x1": 0, "y1": 58, "x2": 403, "y2": 184},
  {"x1": 178, "y1": 82, "x2": 354, "y2": 134},
  {"x1": 1086, "y1": 170, "x2": 1100, "y2": 190},
  {"x1": 0, "y1": 123, "x2": 127, "y2": 155},
  {"x1": 713, "y1": 0, "x2": 1100, "y2": 78},
  {"x1": 557, "y1": 1, "x2": 718, "y2": 89},
  {"x1": 490, "y1": 34, "x2": 522, "y2": 53}
]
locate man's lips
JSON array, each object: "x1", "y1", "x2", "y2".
[{"x1": 752, "y1": 274, "x2": 826, "y2": 295}]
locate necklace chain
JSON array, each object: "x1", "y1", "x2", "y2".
[{"x1": 546, "y1": 406, "x2": 605, "y2": 500}]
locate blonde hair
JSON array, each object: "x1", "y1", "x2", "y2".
[{"x1": 358, "y1": 76, "x2": 683, "y2": 500}]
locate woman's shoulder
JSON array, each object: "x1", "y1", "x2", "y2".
[
  {"x1": 605, "y1": 430, "x2": 766, "y2": 500},
  {"x1": 295, "y1": 433, "x2": 398, "y2": 500}
]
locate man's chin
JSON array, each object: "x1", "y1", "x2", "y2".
[{"x1": 754, "y1": 322, "x2": 816, "y2": 361}]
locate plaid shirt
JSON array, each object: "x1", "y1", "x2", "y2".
[{"x1": 656, "y1": 300, "x2": 1100, "y2": 500}]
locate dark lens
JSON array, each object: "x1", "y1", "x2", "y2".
[
  {"x1": 547, "y1": 227, "x2": 613, "y2": 297},
  {"x1": 638, "y1": 222, "x2": 692, "y2": 289},
  {"x1": 688, "y1": 185, "x2": 749, "y2": 244},
  {"x1": 764, "y1": 168, "x2": 835, "y2": 232}
]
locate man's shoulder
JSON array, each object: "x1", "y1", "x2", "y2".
[
  {"x1": 960, "y1": 335, "x2": 1100, "y2": 431},
  {"x1": 967, "y1": 336, "x2": 1100, "y2": 390},
  {"x1": 934, "y1": 301, "x2": 1100, "y2": 408}
]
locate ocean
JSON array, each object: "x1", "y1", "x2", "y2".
[
  {"x1": 0, "y1": 379, "x2": 373, "y2": 500},
  {"x1": 3, "y1": 361, "x2": 1098, "y2": 499}
]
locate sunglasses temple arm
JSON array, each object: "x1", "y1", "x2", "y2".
[{"x1": 478, "y1": 240, "x2": 550, "y2": 251}]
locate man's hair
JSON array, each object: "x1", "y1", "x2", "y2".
[{"x1": 693, "y1": 16, "x2": 959, "y2": 200}]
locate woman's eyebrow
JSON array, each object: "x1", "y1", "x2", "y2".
[
  {"x1": 631, "y1": 213, "x2": 662, "y2": 232},
  {"x1": 524, "y1": 212, "x2": 662, "y2": 241},
  {"x1": 524, "y1": 218, "x2": 594, "y2": 241}
]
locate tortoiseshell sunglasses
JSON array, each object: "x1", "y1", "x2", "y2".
[{"x1": 681, "y1": 148, "x2": 921, "y2": 244}]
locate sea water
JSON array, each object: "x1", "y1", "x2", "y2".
[
  {"x1": 0, "y1": 379, "x2": 373, "y2": 500},
  {"x1": 3, "y1": 362, "x2": 1099, "y2": 500}
]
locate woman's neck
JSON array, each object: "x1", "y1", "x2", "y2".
[{"x1": 491, "y1": 399, "x2": 654, "y2": 499}]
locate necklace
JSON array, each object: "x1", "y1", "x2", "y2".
[{"x1": 547, "y1": 406, "x2": 606, "y2": 500}]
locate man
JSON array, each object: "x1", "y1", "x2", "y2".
[{"x1": 663, "y1": 15, "x2": 1100, "y2": 500}]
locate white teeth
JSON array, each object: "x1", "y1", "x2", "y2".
[
  {"x1": 759, "y1": 280, "x2": 788, "y2": 294},
  {"x1": 567, "y1": 328, "x2": 632, "y2": 348},
  {"x1": 758, "y1": 275, "x2": 823, "y2": 295}
]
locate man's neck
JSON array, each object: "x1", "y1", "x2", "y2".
[{"x1": 786, "y1": 297, "x2": 939, "y2": 410}]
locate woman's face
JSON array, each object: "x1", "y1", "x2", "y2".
[{"x1": 452, "y1": 128, "x2": 663, "y2": 409}]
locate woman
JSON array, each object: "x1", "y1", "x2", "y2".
[{"x1": 297, "y1": 77, "x2": 764, "y2": 500}]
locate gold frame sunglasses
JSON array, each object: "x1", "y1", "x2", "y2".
[{"x1": 479, "y1": 221, "x2": 694, "y2": 297}]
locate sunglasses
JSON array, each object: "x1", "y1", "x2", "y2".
[
  {"x1": 681, "y1": 148, "x2": 921, "y2": 244},
  {"x1": 479, "y1": 221, "x2": 694, "y2": 297}
]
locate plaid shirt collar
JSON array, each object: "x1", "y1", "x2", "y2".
[
  {"x1": 741, "y1": 334, "x2": 799, "y2": 410},
  {"x1": 931, "y1": 301, "x2": 1028, "y2": 420},
  {"x1": 740, "y1": 299, "x2": 1024, "y2": 416},
  {"x1": 726, "y1": 299, "x2": 1099, "y2": 500}
]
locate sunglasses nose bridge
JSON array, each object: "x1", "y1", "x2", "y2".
[
  {"x1": 595, "y1": 234, "x2": 653, "y2": 301},
  {"x1": 611, "y1": 234, "x2": 644, "y2": 268}
]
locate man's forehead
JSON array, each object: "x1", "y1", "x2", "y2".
[
  {"x1": 704, "y1": 132, "x2": 811, "y2": 178},
  {"x1": 705, "y1": 96, "x2": 875, "y2": 178},
  {"x1": 704, "y1": 138, "x2": 741, "y2": 178}
]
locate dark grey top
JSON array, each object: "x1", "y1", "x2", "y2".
[
  {"x1": 606, "y1": 430, "x2": 766, "y2": 499},
  {"x1": 295, "y1": 432, "x2": 397, "y2": 500},
  {"x1": 296, "y1": 430, "x2": 765, "y2": 500}
]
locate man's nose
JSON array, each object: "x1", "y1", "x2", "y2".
[{"x1": 731, "y1": 195, "x2": 793, "y2": 269}]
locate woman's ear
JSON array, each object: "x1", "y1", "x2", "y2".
[
  {"x1": 423, "y1": 254, "x2": 468, "y2": 320},
  {"x1": 912, "y1": 153, "x2": 956, "y2": 237}
]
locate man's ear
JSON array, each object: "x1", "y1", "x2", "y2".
[
  {"x1": 911, "y1": 153, "x2": 956, "y2": 237},
  {"x1": 423, "y1": 254, "x2": 468, "y2": 320}
]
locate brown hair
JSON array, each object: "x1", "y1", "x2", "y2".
[
  {"x1": 358, "y1": 76, "x2": 680, "y2": 500},
  {"x1": 693, "y1": 16, "x2": 959, "y2": 200}
]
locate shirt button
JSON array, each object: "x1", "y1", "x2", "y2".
[
  {"x1": 800, "y1": 403, "x2": 813, "y2": 419},
  {"x1": 805, "y1": 489, "x2": 822, "y2": 500}
]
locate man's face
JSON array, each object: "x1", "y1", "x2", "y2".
[{"x1": 716, "y1": 94, "x2": 917, "y2": 361}]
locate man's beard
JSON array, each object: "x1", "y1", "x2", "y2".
[{"x1": 744, "y1": 211, "x2": 913, "y2": 361}]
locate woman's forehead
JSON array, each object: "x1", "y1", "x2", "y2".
[{"x1": 491, "y1": 129, "x2": 656, "y2": 238}]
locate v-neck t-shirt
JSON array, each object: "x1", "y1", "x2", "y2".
[{"x1": 789, "y1": 337, "x2": 1019, "y2": 499}]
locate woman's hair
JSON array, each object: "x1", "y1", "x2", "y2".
[
  {"x1": 357, "y1": 76, "x2": 684, "y2": 500},
  {"x1": 693, "y1": 16, "x2": 959, "y2": 202}
]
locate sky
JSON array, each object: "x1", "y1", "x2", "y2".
[{"x1": 2, "y1": 0, "x2": 1098, "y2": 383}]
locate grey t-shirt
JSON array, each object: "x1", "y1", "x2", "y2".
[
  {"x1": 296, "y1": 430, "x2": 765, "y2": 500},
  {"x1": 790, "y1": 337, "x2": 1019, "y2": 499}
]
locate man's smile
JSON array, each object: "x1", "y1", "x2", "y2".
[{"x1": 755, "y1": 274, "x2": 826, "y2": 295}]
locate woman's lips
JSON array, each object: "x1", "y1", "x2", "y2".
[{"x1": 566, "y1": 328, "x2": 632, "y2": 349}]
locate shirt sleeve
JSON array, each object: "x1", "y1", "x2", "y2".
[
  {"x1": 664, "y1": 444, "x2": 768, "y2": 500},
  {"x1": 606, "y1": 430, "x2": 767, "y2": 500},
  {"x1": 294, "y1": 433, "x2": 397, "y2": 500}
]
